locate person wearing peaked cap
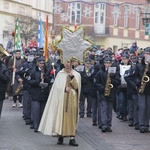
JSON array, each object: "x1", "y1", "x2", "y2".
[
  {"x1": 144, "y1": 47, "x2": 150, "y2": 54},
  {"x1": 29, "y1": 55, "x2": 52, "y2": 132},
  {"x1": 37, "y1": 47, "x2": 44, "y2": 52},
  {"x1": 121, "y1": 53, "x2": 130, "y2": 65},
  {"x1": 131, "y1": 58, "x2": 137, "y2": 65},
  {"x1": 103, "y1": 50, "x2": 112, "y2": 57},
  {"x1": 124, "y1": 56, "x2": 139, "y2": 129},
  {"x1": 37, "y1": 56, "x2": 45, "y2": 63},
  {"x1": 138, "y1": 53, "x2": 143, "y2": 64},
  {"x1": 15, "y1": 49, "x2": 36, "y2": 125},
  {"x1": 131, "y1": 46, "x2": 150, "y2": 133},
  {"x1": 103, "y1": 56, "x2": 112, "y2": 63},
  {"x1": 89, "y1": 50, "x2": 95, "y2": 65},
  {"x1": 35, "y1": 51, "x2": 43, "y2": 58},
  {"x1": 117, "y1": 52, "x2": 131, "y2": 122},
  {"x1": 95, "y1": 54, "x2": 120, "y2": 132},
  {"x1": 84, "y1": 58, "x2": 91, "y2": 63}
]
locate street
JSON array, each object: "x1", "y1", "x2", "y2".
[{"x1": 0, "y1": 99, "x2": 150, "y2": 150}]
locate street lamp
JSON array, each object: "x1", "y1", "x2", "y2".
[{"x1": 142, "y1": 13, "x2": 150, "y2": 25}]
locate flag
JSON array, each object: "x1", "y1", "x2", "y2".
[
  {"x1": 74, "y1": 19, "x2": 78, "y2": 30},
  {"x1": 43, "y1": 15, "x2": 49, "y2": 62},
  {"x1": 14, "y1": 18, "x2": 22, "y2": 53},
  {"x1": 38, "y1": 13, "x2": 44, "y2": 48}
]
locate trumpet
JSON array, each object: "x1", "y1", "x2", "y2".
[{"x1": 0, "y1": 45, "x2": 9, "y2": 57}]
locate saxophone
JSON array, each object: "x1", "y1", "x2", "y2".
[
  {"x1": 104, "y1": 73, "x2": 113, "y2": 97},
  {"x1": 138, "y1": 63, "x2": 150, "y2": 94},
  {"x1": 15, "y1": 83, "x2": 23, "y2": 95}
]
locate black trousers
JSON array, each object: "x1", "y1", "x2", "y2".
[
  {"x1": 13, "y1": 95, "x2": 22, "y2": 103},
  {"x1": 0, "y1": 100, "x2": 4, "y2": 118}
]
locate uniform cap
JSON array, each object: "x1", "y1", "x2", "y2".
[
  {"x1": 104, "y1": 56, "x2": 112, "y2": 62},
  {"x1": 122, "y1": 53, "x2": 130, "y2": 59}
]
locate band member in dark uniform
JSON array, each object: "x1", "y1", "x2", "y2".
[
  {"x1": 0, "y1": 59, "x2": 10, "y2": 118},
  {"x1": 95, "y1": 56, "x2": 120, "y2": 132},
  {"x1": 124, "y1": 58, "x2": 139, "y2": 129},
  {"x1": 29, "y1": 57, "x2": 51, "y2": 132},
  {"x1": 134, "y1": 47, "x2": 150, "y2": 133}
]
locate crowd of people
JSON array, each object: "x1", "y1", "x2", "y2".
[{"x1": 0, "y1": 39, "x2": 150, "y2": 147}]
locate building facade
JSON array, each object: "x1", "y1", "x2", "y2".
[
  {"x1": 53, "y1": 0, "x2": 150, "y2": 51},
  {"x1": 0, "y1": 0, "x2": 53, "y2": 48}
]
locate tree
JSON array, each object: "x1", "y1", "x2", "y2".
[{"x1": 5, "y1": 15, "x2": 39, "y2": 46}]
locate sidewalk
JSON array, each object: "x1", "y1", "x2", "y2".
[{"x1": 0, "y1": 99, "x2": 150, "y2": 150}]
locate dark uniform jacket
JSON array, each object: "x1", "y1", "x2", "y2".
[
  {"x1": 29, "y1": 66, "x2": 51, "y2": 102},
  {"x1": 95, "y1": 66, "x2": 120, "y2": 101},
  {"x1": 16, "y1": 61, "x2": 36, "y2": 91},
  {"x1": 0, "y1": 61, "x2": 10, "y2": 100},
  {"x1": 134, "y1": 58, "x2": 150, "y2": 95},
  {"x1": 124, "y1": 65, "x2": 137, "y2": 99}
]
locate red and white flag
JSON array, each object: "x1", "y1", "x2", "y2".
[{"x1": 74, "y1": 19, "x2": 78, "y2": 30}]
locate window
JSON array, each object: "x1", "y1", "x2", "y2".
[
  {"x1": 94, "y1": 3, "x2": 106, "y2": 24},
  {"x1": 100, "y1": 12, "x2": 104, "y2": 23},
  {"x1": 95, "y1": 12, "x2": 99, "y2": 23},
  {"x1": 124, "y1": 6, "x2": 128, "y2": 28},
  {"x1": 135, "y1": 7, "x2": 140, "y2": 29},
  {"x1": 113, "y1": 6, "x2": 119, "y2": 26},
  {"x1": 70, "y1": 2, "x2": 82, "y2": 24},
  {"x1": 3, "y1": 31, "x2": 9, "y2": 39}
]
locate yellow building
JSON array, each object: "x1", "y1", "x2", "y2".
[{"x1": 0, "y1": 0, "x2": 53, "y2": 48}]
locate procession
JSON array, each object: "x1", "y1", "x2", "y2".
[{"x1": 0, "y1": 0, "x2": 150, "y2": 150}]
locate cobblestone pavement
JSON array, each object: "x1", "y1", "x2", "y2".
[{"x1": 0, "y1": 99, "x2": 150, "y2": 150}]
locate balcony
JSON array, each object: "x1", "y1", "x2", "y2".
[{"x1": 94, "y1": 26, "x2": 109, "y2": 37}]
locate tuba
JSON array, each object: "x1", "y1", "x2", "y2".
[
  {"x1": 0, "y1": 45, "x2": 9, "y2": 57},
  {"x1": 104, "y1": 73, "x2": 113, "y2": 97},
  {"x1": 138, "y1": 63, "x2": 150, "y2": 94}
]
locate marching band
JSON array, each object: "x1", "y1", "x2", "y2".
[{"x1": 0, "y1": 39, "x2": 150, "y2": 146}]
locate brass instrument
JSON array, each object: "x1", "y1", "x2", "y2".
[
  {"x1": 104, "y1": 73, "x2": 113, "y2": 97},
  {"x1": 15, "y1": 83, "x2": 23, "y2": 95},
  {"x1": 138, "y1": 63, "x2": 150, "y2": 94},
  {"x1": 0, "y1": 45, "x2": 9, "y2": 57},
  {"x1": 39, "y1": 68, "x2": 48, "y2": 89}
]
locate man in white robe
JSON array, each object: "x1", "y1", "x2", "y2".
[{"x1": 38, "y1": 59, "x2": 81, "y2": 146}]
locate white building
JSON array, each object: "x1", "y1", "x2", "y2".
[{"x1": 0, "y1": 0, "x2": 53, "y2": 48}]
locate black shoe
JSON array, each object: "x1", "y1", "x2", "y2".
[
  {"x1": 30, "y1": 125, "x2": 34, "y2": 129},
  {"x1": 101, "y1": 128, "x2": 107, "y2": 133},
  {"x1": 80, "y1": 115, "x2": 84, "y2": 118},
  {"x1": 123, "y1": 117, "x2": 127, "y2": 121},
  {"x1": 69, "y1": 139, "x2": 78, "y2": 146},
  {"x1": 99, "y1": 125, "x2": 102, "y2": 129},
  {"x1": 140, "y1": 129, "x2": 145, "y2": 133},
  {"x1": 128, "y1": 123, "x2": 133, "y2": 127},
  {"x1": 135, "y1": 125, "x2": 139, "y2": 130},
  {"x1": 119, "y1": 116, "x2": 123, "y2": 120},
  {"x1": 25, "y1": 120, "x2": 32, "y2": 125},
  {"x1": 87, "y1": 114, "x2": 92, "y2": 117},
  {"x1": 93, "y1": 122, "x2": 97, "y2": 126},
  {"x1": 144, "y1": 128, "x2": 149, "y2": 133},
  {"x1": 57, "y1": 137, "x2": 63, "y2": 145},
  {"x1": 34, "y1": 129, "x2": 38, "y2": 132},
  {"x1": 107, "y1": 127, "x2": 112, "y2": 132}
]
